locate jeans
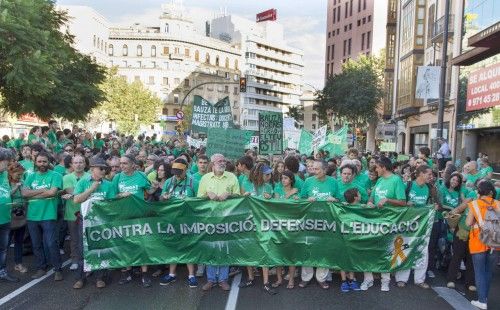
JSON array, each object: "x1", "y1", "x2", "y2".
[
  {"x1": 428, "y1": 220, "x2": 445, "y2": 271},
  {"x1": 206, "y1": 265, "x2": 229, "y2": 283},
  {"x1": 446, "y1": 231, "x2": 474, "y2": 287},
  {"x1": 9, "y1": 226, "x2": 25, "y2": 264},
  {"x1": 75, "y1": 218, "x2": 106, "y2": 281},
  {"x1": 27, "y1": 220, "x2": 62, "y2": 271},
  {"x1": 68, "y1": 221, "x2": 80, "y2": 264},
  {"x1": 472, "y1": 250, "x2": 498, "y2": 303},
  {"x1": 0, "y1": 223, "x2": 10, "y2": 272}
]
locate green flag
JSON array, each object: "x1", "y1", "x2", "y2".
[
  {"x1": 206, "y1": 127, "x2": 253, "y2": 160},
  {"x1": 327, "y1": 126, "x2": 348, "y2": 156},
  {"x1": 83, "y1": 196, "x2": 434, "y2": 272},
  {"x1": 191, "y1": 95, "x2": 234, "y2": 134},
  {"x1": 298, "y1": 129, "x2": 313, "y2": 155}
]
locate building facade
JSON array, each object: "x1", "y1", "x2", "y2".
[
  {"x1": 325, "y1": 0, "x2": 388, "y2": 77},
  {"x1": 452, "y1": 0, "x2": 500, "y2": 172},
  {"x1": 300, "y1": 88, "x2": 320, "y2": 131},
  {"x1": 61, "y1": 4, "x2": 242, "y2": 135},
  {"x1": 210, "y1": 13, "x2": 304, "y2": 131}
]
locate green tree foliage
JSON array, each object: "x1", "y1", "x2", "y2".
[
  {"x1": 0, "y1": 0, "x2": 105, "y2": 120},
  {"x1": 316, "y1": 55, "x2": 384, "y2": 127},
  {"x1": 97, "y1": 70, "x2": 162, "y2": 135}
]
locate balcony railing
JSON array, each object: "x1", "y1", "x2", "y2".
[{"x1": 431, "y1": 15, "x2": 454, "y2": 43}]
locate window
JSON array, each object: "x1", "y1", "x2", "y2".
[
  {"x1": 366, "y1": 31, "x2": 371, "y2": 49},
  {"x1": 122, "y1": 44, "x2": 128, "y2": 56},
  {"x1": 327, "y1": 46, "x2": 330, "y2": 61},
  {"x1": 224, "y1": 85, "x2": 229, "y2": 93},
  {"x1": 328, "y1": 32, "x2": 331, "y2": 38},
  {"x1": 333, "y1": 8, "x2": 336, "y2": 24},
  {"x1": 363, "y1": 0, "x2": 366, "y2": 10},
  {"x1": 312, "y1": 124, "x2": 316, "y2": 130},
  {"x1": 363, "y1": 17, "x2": 366, "y2": 24},
  {"x1": 225, "y1": 57, "x2": 229, "y2": 68},
  {"x1": 343, "y1": 40, "x2": 347, "y2": 56},
  {"x1": 215, "y1": 55, "x2": 220, "y2": 66},
  {"x1": 331, "y1": 44, "x2": 335, "y2": 59},
  {"x1": 234, "y1": 59, "x2": 238, "y2": 70},
  {"x1": 151, "y1": 45, "x2": 156, "y2": 57},
  {"x1": 234, "y1": 87, "x2": 238, "y2": 95},
  {"x1": 345, "y1": 2, "x2": 348, "y2": 18},
  {"x1": 205, "y1": 53, "x2": 210, "y2": 64},
  {"x1": 357, "y1": 19, "x2": 361, "y2": 26},
  {"x1": 184, "y1": 79, "x2": 190, "y2": 87},
  {"x1": 349, "y1": 23, "x2": 352, "y2": 30},
  {"x1": 312, "y1": 114, "x2": 317, "y2": 121},
  {"x1": 337, "y1": 5, "x2": 341, "y2": 21},
  {"x1": 174, "y1": 47, "x2": 180, "y2": 55},
  {"x1": 162, "y1": 77, "x2": 168, "y2": 85},
  {"x1": 350, "y1": 0, "x2": 353, "y2": 16},
  {"x1": 344, "y1": 25, "x2": 348, "y2": 32},
  {"x1": 326, "y1": 63, "x2": 330, "y2": 75},
  {"x1": 368, "y1": 15, "x2": 371, "y2": 22},
  {"x1": 362, "y1": 33, "x2": 365, "y2": 50},
  {"x1": 358, "y1": 0, "x2": 361, "y2": 12},
  {"x1": 162, "y1": 108, "x2": 168, "y2": 115},
  {"x1": 173, "y1": 94, "x2": 179, "y2": 104},
  {"x1": 164, "y1": 23, "x2": 169, "y2": 33},
  {"x1": 137, "y1": 45, "x2": 142, "y2": 56},
  {"x1": 163, "y1": 46, "x2": 169, "y2": 55},
  {"x1": 93, "y1": 35, "x2": 96, "y2": 47},
  {"x1": 148, "y1": 76, "x2": 154, "y2": 85},
  {"x1": 137, "y1": 61, "x2": 141, "y2": 67},
  {"x1": 348, "y1": 38, "x2": 351, "y2": 55},
  {"x1": 185, "y1": 48, "x2": 190, "y2": 57},
  {"x1": 108, "y1": 44, "x2": 114, "y2": 56}
]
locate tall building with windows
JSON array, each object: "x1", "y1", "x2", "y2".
[
  {"x1": 210, "y1": 13, "x2": 304, "y2": 131},
  {"x1": 60, "y1": 4, "x2": 242, "y2": 135},
  {"x1": 452, "y1": 0, "x2": 500, "y2": 171},
  {"x1": 325, "y1": 0, "x2": 388, "y2": 78}
]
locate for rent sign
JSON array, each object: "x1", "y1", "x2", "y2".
[{"x1": 466, "y1": 62, "x2": 500, "y2": 111}]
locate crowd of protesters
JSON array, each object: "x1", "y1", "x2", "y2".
[{"x1": 0, "y1": 121, "x2": 498, "y2": 309}]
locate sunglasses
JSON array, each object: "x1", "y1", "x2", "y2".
[{"x1": 64, "y1": 148, "x2": 73, "y2": 152}]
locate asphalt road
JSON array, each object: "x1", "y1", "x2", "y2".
[{"x1": 1, "y1": 245, "x2": 499, "y2": 310}]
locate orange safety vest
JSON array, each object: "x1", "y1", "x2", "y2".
[{"x1": 468, "y1": 197, "x2": 500, "y2": 254}]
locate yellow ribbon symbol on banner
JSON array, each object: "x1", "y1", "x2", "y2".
[{"x1": 391, "y1": 236, "x2": 407, "y2": 267}]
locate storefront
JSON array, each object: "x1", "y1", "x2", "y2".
[{"x1": 452, "y1": 0, "x2": 500, "y2": 172}]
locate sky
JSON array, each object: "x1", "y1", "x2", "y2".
[{"x1": 57, "y1": 0, "x2": 328, "y2": 89}]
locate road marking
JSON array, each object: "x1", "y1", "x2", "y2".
[
  {"x1": 225, "y1": 272, "x2": 242, "y2": 310},
  {"x1": 432, "y1": 286, "x2": 476, "y2": 310},
  {"x1": 0, "y1": 259, "x2": 71, "y2": 307}
]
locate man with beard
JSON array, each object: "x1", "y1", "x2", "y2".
[
  {"x1": 22, "y1": 151, "x2": 63, "y2": 281},
  {"x1": 197, "y1": 154, "x2": 240, "y2": 292}
]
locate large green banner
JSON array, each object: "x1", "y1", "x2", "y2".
[
  {"x1": 258, "y1": 111, "x2": 283, "y2": 155},
  {"x1": 191, "y1": 96, "x2": 234, "y2": 134},
  {"x1": 298, "y1": 129, "x2": 313, "y2": 155},
  {"x1": 206, "y1": 128, "x2": 253, "y2": 160},
  {"x1": 83, "y1": 196, "x2": 434, "y2": 273}
]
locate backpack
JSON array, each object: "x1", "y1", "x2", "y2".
[{"x1": 471, "y1": 200, "x2": 500, "y2": 248}]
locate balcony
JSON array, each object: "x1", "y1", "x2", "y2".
[{"x1": 431, "y1": 15, "x2": 454, "y2": 43}]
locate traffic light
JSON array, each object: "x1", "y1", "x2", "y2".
[{"x1": 239, "y1": 77, "x2": 247, "y2": 93}]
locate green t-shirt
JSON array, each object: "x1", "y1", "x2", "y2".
[
  {"x1": 14, "y1": 138, "x2": 25, "y2": 150},
  {"x1": 496, "y1": 188, "x2": 500, "y2": 200},
  {"x1": 300, "y1": 176, "x2": 338, "y2": 200},
  {"x1": 19, "y1": 159, "x2": 34, "y2": 174},
  {"x1": 82, "y1": 139, "x2": 93, "y2": 148},
  {"x1": 370, "y1": 174, "x2": 406, "y2": 207},
  {"x1": 190, "y1": 164, "x2": 199, "y2": 174},
  {"x1": 336, "y1": 179, "x2": 368, "y2": 203},
  {"x1": 27, "y1": 134, "x2": 39, "y2": 144},
  {"x1": 274, "y1": 182, "x2": 299, "y2": 200},
  {"x1": 465, "y1": 172, "x2": 481, "y2": 188},
  {"x1": 53, "y1": 164, "x2": 67, "y2": 176},
  {"x1": 0, "y1": 172, "x2": 12, "y2": 225},
  {"x1": 241, "y1": 179, "x2": 273, "y2": 198},
  {"x1": 353, "y1": 173, "x2": 370, "y2": 191},
  {"x1": 438, "y1": 185, "x2": 461, "y2": 209},
  {"x1": 113, "y1": 171, "x2": 151, "y2": 200},
  {"x1": 161, "y1": 176, "x2": 195, "y2": 199},
  {"x1": 48, "y1": 130, "x2": 57, "y2": 145},
  {"x1": 478, "y1": 166, "x2": 493, "y2": 179},
  {"x1": 94, "y1": 139, "x2": 105, "y2": 150},
  {"x1": 25, "y1": 170, "x2": 63, "y2": 221},
  {"x1": 74, "y1": 175, "x2": 116, "y2": 201},
  {"x1": 294, "y1": 174, "x2": 304, "y2": 192},
  {"x1": 238, "y1": 174, "x2": 250, "y2": 188},
  {"x1": 63, "y1": 172, "x2": 90, "y2": 221},
  {"x1": 407, "y1": 181, "x2": 430, "y2": 208}
]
